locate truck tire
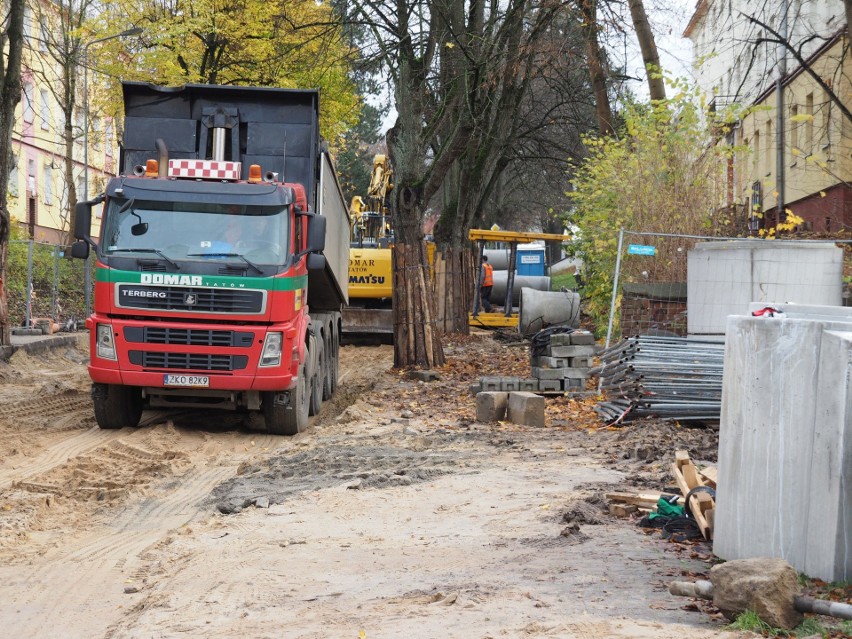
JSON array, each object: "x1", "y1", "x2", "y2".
[
  {"x1": 92, "y1": 383, "x2": 143, "y2": 430},
  {"x1": 309, "y1": 334, "x2": 322, "y2": 416},
  {"x1": 321, "y1": 330, "x2": 333, "y2": 401},
  {"x1": 263, "y1": 358, "x2": 309, "y2": 435},
  {"x1": 330, "y1": 330, "x2": 339, "y2": 395}
]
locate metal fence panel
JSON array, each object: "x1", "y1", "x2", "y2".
[
  {"x1": 7, "y1": 240, "x2": 91, "y2": 330},
  {"x1": 605, "y1": 230, "x2": 852, "y2": 349}
]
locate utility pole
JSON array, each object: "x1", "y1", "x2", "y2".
[{"x1": 775, "y1": 1, "x2": 789, "y2": 225}]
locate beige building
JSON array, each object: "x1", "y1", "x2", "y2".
[
  {"x1": 686, "y1": 1, "x2": 851, "y2": 233},
  {"x1": 8, "y1": 1, "x2": 117, "y2": 244}
]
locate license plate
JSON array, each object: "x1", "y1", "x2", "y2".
[{"x1": 163, "y1": 374, "x2": 210, "y2": 388}]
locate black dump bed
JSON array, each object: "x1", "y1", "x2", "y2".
[{"x1": 121, "y1": 82, "x2": 321, "y2": 210}]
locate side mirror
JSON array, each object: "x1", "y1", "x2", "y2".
[
  {"x1": 307, "y1": 214, "x2": 326, "y2": 254},
  {"x1": 70, "y1": 240, "x2": 90, "y2": 259},
  {"x1": 306, "y1": 253, "x2": 326, "y2": 272},
  {"x1": 73, "y1": 201, "x2": 92, "y2": 240}
]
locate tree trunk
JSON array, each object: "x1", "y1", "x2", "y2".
[
  {"x1": 628, "y1": 0, "x2": 666, "y2": 102},
  {"x1": 433, "y1": 246, "x2": 473, "y2": 334},
  {"x1": 578, "y1": 0, "x2": 615, "y2": 136},
  {"x1": 0, "y1": 0, "x2": 26, "y2": 346},
  {"x1": 392, "y1": 242, "x2": 444, "y2": 368}
]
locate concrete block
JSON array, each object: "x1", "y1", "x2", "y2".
[
  {"x1": 536, "y1": 356, "x2": 570, "y2": 369},
  {"x1": 564, "y1": 368, "x2": 591, "y2": 380},
  {"x1": 519, "y1": 378, "x2": 539, "y2": 391},
  {"x1": 507, "y1": 391, "x2": 545, "y2": 427},
  {"x1": 716, "y1": 315, "x2": 852, "y2": 582},
  {"x1": 803, "y1": 330, "x2": 852, "y2": 581},
  {"x1": 410, "y1": 370, "x2": 441, "y2": 382},
  {"x1": 531, "y1": 367, "x2": 565, "y2": 380},
  {"x1": 537, "y1": 379, "x2": 561, "y2": 392},
  {"x1": 550, "y1": 345, "x2": 596, "y2": 358},
  {"x1": 570, "y1": 356, "x2": 594, "y2": 368},
  {"x1": 570, "y1": 331, "x2": 596, "y2": 345},
  {"x1": 562, "y1": 378, "x2": 585, "y2": 389},
  {"x1": 500, "y1": 377, "x2": 521, "y2": 392},
  {"x1": 468, "y1": 382, "x2": 482, "y2": 395},
  {"x1": 476, "y1": 391, "x2": 508, "y2": 422},
  {"x1": 549, "y1": 333, "x2": 571, "y2": 346},
  {"x1": 480, "y1": 376, "x2": 502, "y2": 392}
]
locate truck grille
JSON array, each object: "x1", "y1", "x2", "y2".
[
  {"x1": 128, "y1": 351, "x2": 249, "y2": 371},
  {"x1": 116, "y1": 285, "x2": 265, "y2": 314},
  {"x1": 124, "y1": 327, "x2": 255, "y2": 347}
]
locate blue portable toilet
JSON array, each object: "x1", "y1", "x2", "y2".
[{"x1": 516, "y1": 243, "x2": 546, "y2": 276}]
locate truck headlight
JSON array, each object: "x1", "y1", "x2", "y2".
[
  {"x1": 260, "y1": 332, "x2": 283, "y2": 367},
  {"x1": 96, "y1": 324, "x2": 117, "y2": 360}
]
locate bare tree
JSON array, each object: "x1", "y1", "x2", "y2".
[
  {"x1": 27, "y1": 0, "x2": 99, "y2": 245},
  {"x1": 627, "y1": 0, "x2": 665, "y2": 101},
  {"x1": 0, "y1": 0, "x2": 26, "y2": 345},
  {"x1": 577, "y1": 0, "x2": 615, "y2": 136}
]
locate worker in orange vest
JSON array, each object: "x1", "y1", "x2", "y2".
[{"x1": 479, "y1": 255, "x2": 494, "y2": 313}]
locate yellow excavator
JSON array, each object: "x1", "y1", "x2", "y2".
[{"x1": 343, "y1": 155, "x2": 395, "y2": 339}]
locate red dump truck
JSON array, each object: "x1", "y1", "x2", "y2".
[{"x1": 71, "y1": 82, "x2": 350, "y2": 435}]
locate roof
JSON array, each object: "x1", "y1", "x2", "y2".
[{"x1": 683, "y1": 0, "x2": 708, "y2": 38}]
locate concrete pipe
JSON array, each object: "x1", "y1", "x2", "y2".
[
  {"x1": 491, "y1": 272, "x2": 551, "y2": 306},
  {"x1": 483, "y1": 248, "x2": 512, "y2": 271},
  {"x1": 518, "y1": 287, "x2": 580, "y2": 336}
]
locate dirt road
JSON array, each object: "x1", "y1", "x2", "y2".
[{"x1": 0, "y1": 335, "x2": 737, "y2": 638}]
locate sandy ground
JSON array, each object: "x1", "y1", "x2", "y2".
[{"x1": 0, "y1": 333, "x2": 743, "y2": 638}]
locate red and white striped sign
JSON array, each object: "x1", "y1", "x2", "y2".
[{"x1": 168, "y1": 160, "x2": 242, "y2": 181}]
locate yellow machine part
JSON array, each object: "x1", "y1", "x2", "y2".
[{"x1": 348, "y1": 246, "x2": 393, "y2": 299}]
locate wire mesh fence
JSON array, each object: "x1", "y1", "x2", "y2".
[
  {"x1": 6, "y1": 240, "x2": 91, "y2": 331},
  {"x1": 604, "y1": 230, "x2": 852, "y2": 349}
]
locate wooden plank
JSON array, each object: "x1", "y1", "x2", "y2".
[
  {"x1": 671, "y1": 451, "x2": 714, "y2": 540},
  {"x1": 605, "y1": 491, "x2": 683, "y2": 507},
  {"x1": 698, "y1": 466, "x2": 718, "y2": 488}
]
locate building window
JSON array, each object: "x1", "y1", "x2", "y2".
[
  {"x1": 105, "y1": 120, "x2": 114, "y2": 157},
  {"x1": 9, "y1": 155, "x2": 19, "y2": 198},
  {"x1": 75, "y1": 110, "x2": 84, "y2": 145},
  {"x1": 39, "y1": 22, "x2": 49, "y2": 52},
  {"x1": 765, "y1": 119, "x2": 772, "y2": 175},
  {"x1": 805, "y1": 92, "x2": 814, "y2": 151},
  {"x1": 43, "y1": 164, "x2": 53, "y2": 205},
  {"x1": 27, "y1": 158, "x2": 36, "y2": 194},
  {"x1": 753, "y1": 130, "x2": 761, "y2": 174},
  {"x1": 790, "y1": 104, "x2": 798, "y2": 154},
  {"x1": 23, "y1": 6, "x2": 32, "y2": 42},
  {"x1": 92, "y1": 116, "x2": 101, "y2": 151},
  {"x1": 40, "y1": 89, "x2": 50, "y2": 130},
  {"x1": 23, "y1": 82, "x2": 34, "y2": 123}
]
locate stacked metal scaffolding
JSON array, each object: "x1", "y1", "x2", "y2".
[{"x1": 593, "y1": 335, "x2": 725, "y2": 424}]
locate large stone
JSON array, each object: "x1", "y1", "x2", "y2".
[
  {"x1": 476, "y1": 392, "x2": 508, "y2": 422},
  {"x1": 709, "y1": 558, "x2": 803, "y2": 630},
  {"x1": 507, "y1": 392, "x2": 545, "y2": 428}
]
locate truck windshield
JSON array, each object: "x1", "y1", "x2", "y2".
[{"x1": 101, "y1": 199, "x2": 289, "y2": 266}]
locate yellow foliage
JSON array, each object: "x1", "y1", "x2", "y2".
[{"x1": 97, "y1": 0, "x2": 359, "y2": 140}]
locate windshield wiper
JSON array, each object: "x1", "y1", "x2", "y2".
[
  {"x1": 187, "y1": 253, "x2": 263, "y2": 274},
  {"x1": 111, "y1": 248, "x2": 180, "y2": 271}
]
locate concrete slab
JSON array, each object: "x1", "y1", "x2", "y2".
[
  {"x1": 716, "y1": 314, "x2": 852, "y2": 581},
  {"x1": 0, "y1": 332, "x2": 86, "y2": 361},
  {"x1": 803, "y1": 330, "x2": 852, "y2": 581}
]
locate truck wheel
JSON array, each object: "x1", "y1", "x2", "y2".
[
  {"x1": 321, "y1": 331, "x2": 333, "y2": 401},
  {"x1": 263, "y1": 358, "x2": 309, "y2": 435},
  {"x1": 309, "y1": 334, "x2": 322, "y2": 416},
  {"x1": 329, "y1": 331, "x2": 339, "y2": 395},
  {"x1": 92, "y1": 383, "x2": 143, "y2": 429}
]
